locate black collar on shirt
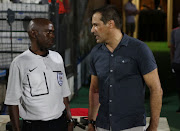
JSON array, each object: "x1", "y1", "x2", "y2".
[{"x1": 29, "y1": 47, "x2": 49, "y2": 57}]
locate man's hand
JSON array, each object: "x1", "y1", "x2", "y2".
[
  {"x1": 88, "y1": 124, "x2": 95, "y2": 131},
  {"x1": 68, "y1": 122, "x2": 74, "y2": 131},
  {"x1": 146, "y1": 125, "x2": 158, "y2": 131},
  {"x1": 12, "y1": 127, "x2": 21, "y2": 131}
]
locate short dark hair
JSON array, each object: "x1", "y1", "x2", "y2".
[{"x1": 92, "y1": 5, "x2": 122, "y2": 29}]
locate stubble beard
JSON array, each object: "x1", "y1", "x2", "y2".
[{"x1": 36, "y1": 39, "x2": 48, "y2": 52}]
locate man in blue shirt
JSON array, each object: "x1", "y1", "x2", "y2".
[{"x1": 88, "y1": 5, "x2": 163, "y2": 131}]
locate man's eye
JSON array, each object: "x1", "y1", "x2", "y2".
[{"x1": 46, "y1": 32, "x2": 51, "y2": 35}]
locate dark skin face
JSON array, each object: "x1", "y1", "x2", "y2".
[{"x1": 28, "y1": 19, "x2": 55, "y2": 55}]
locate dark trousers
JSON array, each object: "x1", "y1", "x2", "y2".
[
  {"x1": 126, "y1": 22, "x2": 135, "y2": 37},
  {"x1": 175, "y1": 70, "x2": 180, "y2": 104},
  {"x1": 22, "y1": 113, "x2": 68, "y2": 131},
  {"x1": 172, "y1": 63, "x2": 180, "y2": 105}
]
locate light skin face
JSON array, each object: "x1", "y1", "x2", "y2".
[{"x1": 91, "y1": 12, "x2": 109, "y2": 43}]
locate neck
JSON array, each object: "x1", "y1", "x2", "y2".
[
  {"x1": 105, "y1": 29, "x2": 123, "y2": 52},
  {"x1": 30, "y1": 44, "x2": 48, "y2": 56}
]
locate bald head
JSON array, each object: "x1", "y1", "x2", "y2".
[
  {"x1": 28, "y1": 18, "x2": 52, "y2": 32},
  {"x1": 27, "y1": 18, "x2": 54, "y2": 41}
]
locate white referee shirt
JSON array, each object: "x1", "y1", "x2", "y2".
[{"x1": 5, "y1": 49, "x2": 71, "y2": 121}]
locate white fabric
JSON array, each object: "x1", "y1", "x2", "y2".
[{"x1": 5, "y1": 49, "x2": 71, "y2": 121}]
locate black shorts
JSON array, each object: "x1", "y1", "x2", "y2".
[{"x1": 22, "y1": 112, "x2": 67, "y2": 131}]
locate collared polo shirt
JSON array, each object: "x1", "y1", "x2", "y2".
[
  {"x1": 89, "y1": 34, "x2": 157, "y2": 131},
  {"x1": 5, "y1": 49, "x2": 71, "y2": 121}
]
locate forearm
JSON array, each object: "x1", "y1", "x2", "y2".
[
  {"x1": 149, "y1": 88, "x2": 163, "y2": 129},
  {"x1": 133, "y1": 10, "x2": 139, "y2": 15},
  {"x1": 8, "y1": 105, "x2": 20, "y2": 131},
  {"x1": 63, "y1": 97, "x2": 74, "y2": 131},
  {"x1": 143, "y1": 69, "x2": 163, "y2": 130},
  {"x1": 88, "y1": 90, "x2": 99, "y2": 121},
  {"x1": 126, "y1": 10, "x2": 138, "y2": 16},
  {"x1": 63, "y1": 97, "x2": 72, "y2": 120}
]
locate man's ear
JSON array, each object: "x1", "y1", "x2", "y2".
[
  {"x1": 29, "y1": 30, "x2": 37, "y2": 39},
  {"x1": 107, "y1": 20, "x2": 115, "y2": 28}
]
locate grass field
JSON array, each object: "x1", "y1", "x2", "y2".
[{"x1": 70, "y1": 42, "x2": 180, "y2": 131}]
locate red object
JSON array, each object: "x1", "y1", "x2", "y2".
[
  {"x1": 70, "y1": 108, "x2": 88, "y2": 116},
  {"x1": 48, "y1": 0, "x2": 66, "y2": 14},
  {"x1": 57, "y1": 0, "x2": 66, "y2": 14},
  {"x1": 63, "y1": 0, "x2": 70, "y2": 13}
]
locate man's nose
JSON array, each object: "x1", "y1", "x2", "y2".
[
  {"x1": 50, "y1": 33, "x2": 55, "y2": 38},
  {"x1": 91, "y1": 26, "x2": 94, "y2": 33}
]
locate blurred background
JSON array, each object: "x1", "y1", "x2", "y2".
[{"x1": 0, "y1": 0, "x2": 180, "y2": 130}]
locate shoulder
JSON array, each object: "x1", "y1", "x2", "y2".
[
  {"x1": 172, "y1": 27, "x2": 180, "y2": 34},
  {"x1": 90, "y1": 44, "x2": 103, "y2": 54},
  {"x1": 8, "y1": 50, "x2": 30, "y2": 70},
  {"x1": 89, "y1": 44, "x2": 103, "y2": 61},
  {"x1": 125, "y1": 2, "x2": 130, "y2": 8},
  {"x1": 12, "y1": 50, "x2": 29, "y2": 64},
  {"x1": 49, "y1": 50, "x2": 63, "y2": 63},
  {"x1": 127, "y1": 36, "x2": 151, "y2": 54},
  {"x1": 125, "y1": 2, "x2": 130, "y2": 6},
  {"x1": 173, "y1": 27, "x2": 180, "y2": 31},
  {"x1": 49, "y1": 50, "x2": 61, "y2": 56},
  {"x1": 127, "y1": 36, "x2": 146, "y2": 48}
]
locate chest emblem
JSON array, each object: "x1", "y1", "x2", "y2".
[{"x1": 57, "y1": 72, "x2": 63, "y2": 86}]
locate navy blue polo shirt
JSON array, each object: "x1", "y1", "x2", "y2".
[{"x1": 89, "y1": 34, "x2": 157, "y2": 131}]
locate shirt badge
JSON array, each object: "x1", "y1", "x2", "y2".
[{"x1": 57, "y1": 72, "x2": 63, "y2": 86}]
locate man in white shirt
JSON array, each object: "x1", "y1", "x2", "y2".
[{"x1": 5, "y1": 18, "x2": 74, "y2": 131}]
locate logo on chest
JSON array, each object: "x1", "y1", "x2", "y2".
[{"x1": 57, "y1": 72, "x2": 63, "y2": 86}]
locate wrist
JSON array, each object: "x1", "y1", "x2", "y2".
[
  {"x1": 88, "y1": 120, "x2": 96, "y2": 126},
  {"x1": 149, "y1": 121, "x2": 158, "y2": 129},
  {"x1": 67, "y1": 118, "x2": 75, "y2": 124}
]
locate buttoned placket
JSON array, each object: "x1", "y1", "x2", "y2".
[
  {"x1": 42, "y1": 56, "x2": 49, "y2": 70},
  {"x1": 109, "y1": 52, "x2": 114, "y2": 121}
]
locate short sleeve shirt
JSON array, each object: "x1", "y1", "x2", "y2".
[
  {"x1": 89, "y1": 34, "x2": 157, "y2": 130},
  {"x1": 5, "y1": 50, "x2": 71, "y2": 121},
  {"x1": 171, "y1": 27, "x2": 180, "y2": 63}
]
